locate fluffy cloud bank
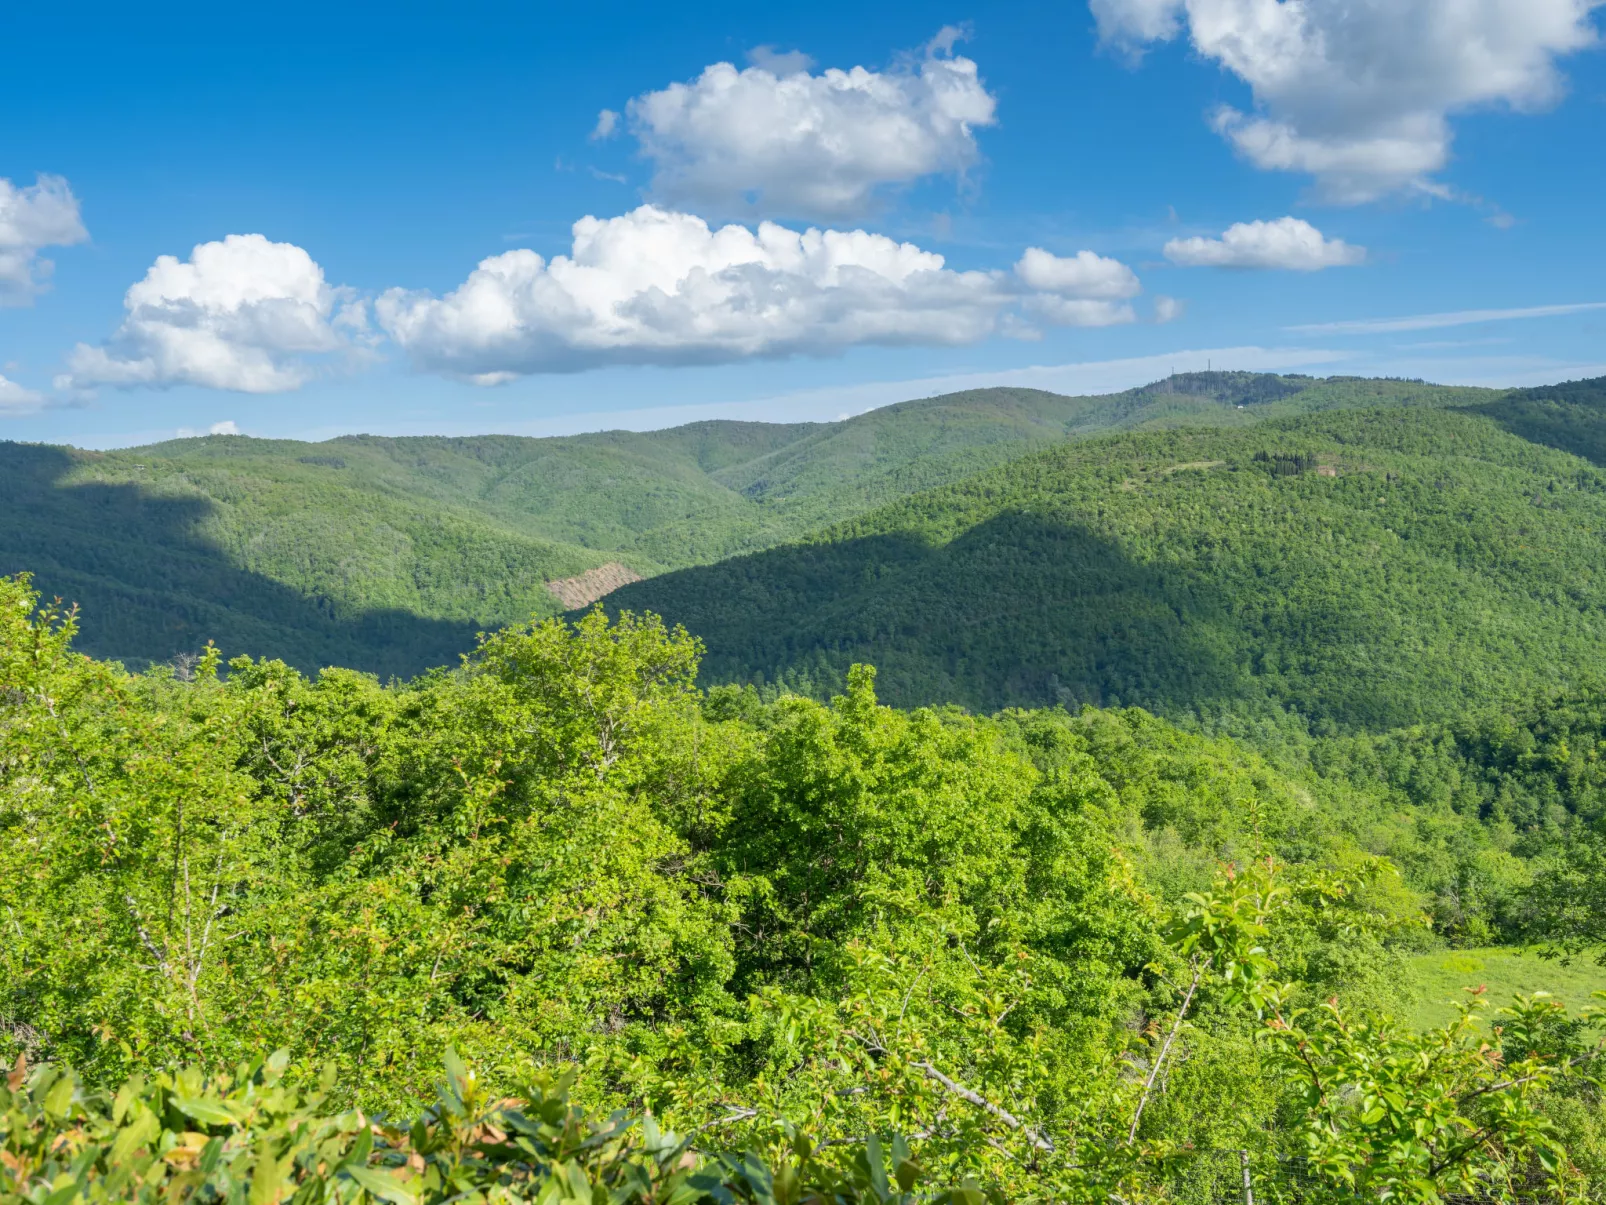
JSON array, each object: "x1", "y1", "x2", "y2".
[
  {"x1": 0, "y1": 174, "x2": 88, "y2": 304},
  {"x1": 0, "y1": 374, "x2": 45, "y2": 416},
  {"x1": 1164, "y1": 217, "x2": 1366, "y2": 270},
  {"x1": 60, "y1": 234, "x2": 366, "y2": 393},
  {"x1": 376, "y1": 206, "x2": 1141, "y2": 382},
  {"x1": 1091, "y1": 0, "x2": 1602, "y2": 201},
  {"x1": 1014, "y1": 247, "x2": 1141, "y2": 298},
  {"x1": 615, "y1": 32, "x2": 998, "y2": 219}
]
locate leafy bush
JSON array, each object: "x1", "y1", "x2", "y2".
[{"x1": 0, "y1": 1050, "x2": 991, "y2": 1205}]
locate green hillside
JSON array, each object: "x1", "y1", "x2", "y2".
[
  {"x1": 611, "y1": 387, "x2": 1606, "y2": 732},
  {"x1": 1467, "y1": 374, "x2": 1606, "y2": 467},
  {"x1": 2, "y1": 372, "x2": 1494, "y2": 676},
  {"x1": 1406, "y1": 948, "x2": 1606, "y2": 1029},
  {"x1": 0, "y1": 441, "x2": 589, "y2": 678}
]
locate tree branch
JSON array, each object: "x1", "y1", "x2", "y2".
[
  {"x1": 124, "y1": 895, "x2": 171, "y2": 977},
  {"x1": 913, "y1": 1061, "x2": 1054, "y2": 1154},
  {"x1": 190, "y1": 853, "x2": 225, "y2": 994},
  {"x1": 1455, "y1": 1048, "x2": 1601, "y2": 1103},
  {"x1": 1426, "y1": 1123, "x2": 1501, "y2": 1180},
  {"x1": 1128, "y1": 956, "x2": 1202, "y2": 1143},
  {"x1": 895, "y1": 962, "x2": 930, "y2": 1038}
]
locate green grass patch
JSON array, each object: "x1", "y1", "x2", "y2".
[{"x1": 1405, "y1": 947, "x2": 1606, "y2": 1028}]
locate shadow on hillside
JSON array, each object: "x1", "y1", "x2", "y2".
[
  {"x1": 1463, "y1": 378, "x2": 1606, "y2": 467},
  {"x1": 605, "y1": 509, "x2": 1276, "y2": 716},
  {"x1": 0, "y1": 443, "x2": 482, "y2": 678}
]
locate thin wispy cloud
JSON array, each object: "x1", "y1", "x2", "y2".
[{"x1": 1289, "y1": 302, "x2": 1606, "y2": 335}]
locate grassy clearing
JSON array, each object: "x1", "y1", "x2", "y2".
[{"x1": 1405, "y1": 947, "x2": 1606, "y2": 1028}]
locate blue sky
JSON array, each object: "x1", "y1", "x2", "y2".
[{"x1": 3, "y1": 0, "x2": 1602, "y2": 448}]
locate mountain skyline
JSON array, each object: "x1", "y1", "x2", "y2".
[{"x1": 3, "y1": 0, "x2": 1603, "y2": 448}]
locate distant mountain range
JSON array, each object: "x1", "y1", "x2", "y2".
[
  {"x1": 3, "y1": 370, "x2": 1589, "y2": 704},
  {"x1": 611, "y1": 375, "x2": 1606, "y2": 732}
]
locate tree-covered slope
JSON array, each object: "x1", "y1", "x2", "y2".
[
  {"x1": 0, "y1": 372, "x2": 1499, "y2": 675},
  {"x1": 610, "y1": 394, "x2": 1606, "y2": 732},
  {"x1": 0, "y1": 442, "x2": 604, "y2": 678},
  {"x1": 1465, "y1": 374, "x2": 1606, "y2": 467}
]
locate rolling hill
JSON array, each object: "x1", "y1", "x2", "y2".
[
  {"x1": 609, "y1": 379, "x2": 1606, "y2": 733},
  {"x1": 3, "y1": 371, "x2": 1495, "y2": 676}
]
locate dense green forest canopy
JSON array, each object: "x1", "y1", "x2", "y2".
[
  {"x1": 1, "y1": 372, "x2": 1497, "y2": 678},
  {"x1": 1467, "y1": 374, "x2": 1606, "y2": 467},
  {"x1": 5, "y1": 578, "x2": 1606, "y2": 1201},
  {"x1": 613, "y1": 390, "x2": 1606, "y2": 734}
]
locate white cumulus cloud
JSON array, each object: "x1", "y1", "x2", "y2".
[
  {"x1": 1092, "y1": 0, "x2": 1603, "y2": 202},
  {"x1": 1014, "y1": 247, "x2": 1142, "y2": 298},
  {"x1": 746, "y1": 45, "x2": 817, "y2": 76},
  {"x1": 1164, "y1": 217, "x2": 1366, "y2": 270},
  {"x1": 1020, "y1": 296, "x2": 1139, "y2": 327},
  {"x1": 0, "y1": 374, "x2": 45, "y2": 416},
  {"x1": 1013, "y1": 248, "x2": 1142, "y2": 327},
  {"x1": 620, "y1": 34, "x2": 998, "y2": 220},
  {"x1": 375, "y1": 206, "x2": 1141, "y2": 382},
  {"x1": 0, "y1": 174, "x2": 89, "y2": 304},
  {"x1": 60, "y1": 234, "x2": 367, "y2": 393},
  {"x1": 1090, "y1": 0, "x2": 1185, "y2": 45}
]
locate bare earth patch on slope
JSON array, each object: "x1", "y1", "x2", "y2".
[{"x1": 547, "y1": 562, "x2": 645, "y2": 609}]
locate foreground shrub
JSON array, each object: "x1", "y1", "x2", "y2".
[{"x1": 0, "y1": 1050, "x2": 989, "y2": 1205}]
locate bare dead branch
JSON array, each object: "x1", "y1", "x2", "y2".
[
  {"x1": 913, "y1": 1061, "x2": 1054, "y2": 1154},
  {"x1": 124, "y1": 895, "x2": 171, "y2": 977},
  {"x1": 191, "y1": 853, "x2": 225, "y2": 994},
  {"x1": 1128, "y1": 956, "x2": 1203, "y2": 1144}
]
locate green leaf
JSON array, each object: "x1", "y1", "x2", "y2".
[
  {"x1": 342, "y1": 1165, "x2": 418, "y2": 1205},
  {"x1": 110, "y1": 1109, "x2": 161, "y2": 1164},
  {"x1": 861, "y1": 1135, "x2": 890, "y2": 1202},
  {"x1": 173, "y1": 1095, "x2": 243, "y2": 1127},
  {"x1": 42, "y1": 1071, "x2": 75, "y2": 1118},
  {"x1": 895, "y1": 1160, "x2": 922, "y2": 1194},
  {"x1": 249, "y1": 1145, "x2": 292, "y2": 1205},
  {"x1": 199, "y1": 1136, "x2": 225, "y2": 1176},
  {"x1": 442, "y1": 1047, "x2": 469, "y2": 1099}
]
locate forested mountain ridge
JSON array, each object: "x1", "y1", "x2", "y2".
[
  {"x1": 1, "y1": 372, "x2": 1495, "y2": 675},
  {"x1": 1466, "y1": 373, "x2": 1606, "y2": 466},
  {"x1": 0, "y1": 441, "x2": 597, "y2": 678},
  {"x1": 609, "y1": 384, "x2": 1606, "y2": 733}
]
